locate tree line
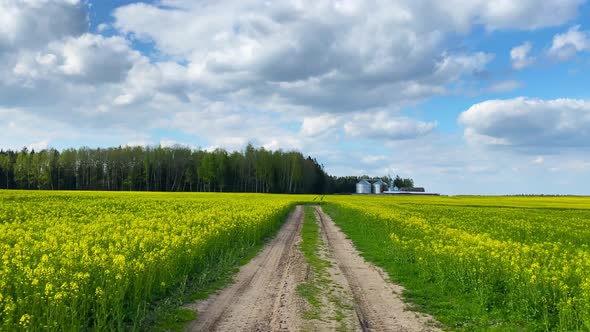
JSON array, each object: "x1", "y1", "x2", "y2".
[{"x1": 0, "y1": 145, "x2": 415, "y2": 194}]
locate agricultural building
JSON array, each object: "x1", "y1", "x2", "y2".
[
  {"x1": 356, "y1": 180, "x2": 372, "y2": 194},
  {"x1": 373, "y1": 179, "x2": 385, "y2": 194},
  {"x1": 400, "y1": 187, "x2": 425, "y2": 192}
]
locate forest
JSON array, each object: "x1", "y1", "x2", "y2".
[{"x1": 0, "y1": 145, "x2": 411, "y2": 194}]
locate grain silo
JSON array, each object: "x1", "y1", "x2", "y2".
[
  {"x1": 373, "y1": 179, "x2": 385, "y2": 194},
  {"x1": 356, "y1": 180, "x2": 372, "y2": 194}
]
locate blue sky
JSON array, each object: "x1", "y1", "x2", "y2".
[{"x1": 1, "y1": 0, "x2": 590, "y2": 195}]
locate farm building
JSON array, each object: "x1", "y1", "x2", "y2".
[
  {"x1": 373, "y1": 179, "x2": 386, "y2": 194},
  {"x1": 400, "y1": 187, "x2": 425, "y2": 192},
  {"x1": 356, "y1": 180, "x2": 372, "y2": 194}
]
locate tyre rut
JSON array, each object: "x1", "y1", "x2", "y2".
[
  {"x1": 314, "y1": 205, "x2": 440, "y2": 332},
  {"x1": 186, "y1": 205, "x2": 306, "y2": 332}
]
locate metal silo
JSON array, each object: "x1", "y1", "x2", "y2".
[
  {"x1": 373, "y1": 179, "x2": 385, "y2": 194},
  {"x1": 356, "y1": 180, "x2": 372, "y2": 194}
]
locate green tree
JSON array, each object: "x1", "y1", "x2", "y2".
[{"x1": 14, "y1": 148, "x2": 31, "y2": 189}]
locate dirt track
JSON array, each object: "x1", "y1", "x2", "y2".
[
  {"x1": 186, "y1": 205, "x2": 440, "y2": 332},
  {"x1": 314, "y1": 206, "x2": 439, "y2": 332}
]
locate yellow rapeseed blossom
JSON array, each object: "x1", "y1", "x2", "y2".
[
  {"x1": 0, "y1": 190, "x2": 312, "y2": 330},
  {"x1": 325, "y1": 195, "x2": 590, "y2": 330}
]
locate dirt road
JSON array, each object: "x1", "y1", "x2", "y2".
[
  {"x1": 186, "y1": 206, "x2": 307, "y2": 332},
  {"x1": 314, "y1": 206, "x2": 439, "y2": 332},
  {"x1": 186, "y1": 205, "x2": 439, "y2": 332}
]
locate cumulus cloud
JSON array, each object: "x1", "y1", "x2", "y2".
[
  {"x1": 112, "y1": 1, "x2": 504, "y2": 113},
  {"x1": 459, "y1": 97, "x2": 590, "y2": 151},
  {"x1": 445, "y1": 0, "x2": 582, "y2": 31},
  {"x1": 13, "y1": 34, "x2": 141, "y2": 84},
  {"x1": 0, "y1": 0, "x2": 87, "y2": 52},
  {"x1": 344, "y1": 112, "x2": 436, "y2": 140},
  {"x1": 0, "y1": 1, "x2": 193, "y2": 131},
  {"x1": 0, "y1": 0, "x2": 154, "y2": 127},
  {"x1": 300, "y1": 115, "x2": 342, "y2": 137},
  {"x1": 1, "y1": 0, "x2": 584, "y2": 137},
  {"x1": 0, "y1": 107, "x2": 154, "y2": 151},
  {"x1": 548, "y1": 25, "x2": 590, "y2": 60},
  {"x1": 109, "y1": 0, "x2": 581, "y2": 117},
  {"x1": 510, "y1": 42, "x2": 535, "y2": 69}
]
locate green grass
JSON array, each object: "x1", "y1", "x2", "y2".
[
  {"x1": 296, "y1": 206, "x2": 329, "y2": 320},
  {"x1": 322, "y1": 204, "x2": 508, "y2": 331},
  {"x1": 148, "y1": 219, "x2": 291, "y2": 331},
  {"x1": 296, "y1": 206, "x2": 350, "y2": 329},
  {"x1": 322, "y1": 196, "x2": 590, "y2": 331},
  {"x1": 153, "y1": 309, "x2": 196, "y2": 331}
]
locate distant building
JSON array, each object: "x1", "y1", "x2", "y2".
[
  {"x1": 356, "y1": 180, "x2": 372, "y2": 194},
  {"x1": 400, "y1": 187, "x2": 425, "y2": 192},
  {"x1": 373, "y1": 179, "x2": 385, "y2": 194}
]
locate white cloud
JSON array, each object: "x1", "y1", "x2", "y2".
[
  {"x1": 13, "y1": 34, "x2": 141, "y2": 84},
  {"x1": 361, "y1": 155, "x2": 388, "y2": 164},
  {"x1": 97, "y1": 23, "x2": 109, "y2": 33},
  {"x1": 28, "y1": 140, "x2": 49, "y2": 151},
  {"x1": 0, "y1": 108, "x2": 76, "y2": 150},
  {"x1": 510, "y1": 42, "x2": 535, "y2": 69},
  {"x1": 125, "y1": 140, "x2": 151, "y2": 148},
  {"x1": 0, "y1": 107, "x2": 154, "y2": 152},
  {"x1": 0, "y1": 0, "x2": 86, "y2": 52},
  {"x1": 1, "y1": 0, "x2": 582, "y2": 142},
  {"x1": 344, "y1": 112, "x2": 436, "y2": 140},
  {"x1": 548, "y1": 25, "x2": 590, "y2": 60},
  {"x1": 485, "y1": 79, "x2": 523, "y2": 93},
  {"x1": 440, "y1": 0, "x2": 582, "y2": 31},
  {"x1": 112, "y1": 1, "x2": 502, "y2": 113},
  {"x1": 459, "y1": 97, "x2": 590, "y2": 151},
  {"x1": 531, "y1": 156, "x2": 544, "y2": 164},
  {"x1": 300, "y1": 114, "x2": 342, "y2": 137}
]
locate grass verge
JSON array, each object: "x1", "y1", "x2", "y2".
[
  {"x1": 297, "y1": 206, "x2": 348, "y2": 331},
  {"x1": 144, "y1": 205, "x2": 297, "y2": 331},
  {"x1": 322, "y1": 203, "x2": 535, "y2": 331}
]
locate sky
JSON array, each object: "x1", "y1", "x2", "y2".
[{"x1": 1, "y1": 0, "x2": 590, "y2": 195}]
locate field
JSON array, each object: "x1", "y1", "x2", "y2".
[
  {"x1": 323, "y1": 195, "x2": 590, "y2": 331},
  {"x1": 0, "y1": 191, "x2": 309, "y2": 330},
  {"x1": 1, "y1": 191, "x2": 589, "y2": 331}
]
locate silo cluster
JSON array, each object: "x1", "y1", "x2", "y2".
[{"x1": 355, "y1": 179, "x2": 389, "y2": 194}]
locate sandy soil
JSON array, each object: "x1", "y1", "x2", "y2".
[
  {"x1": 304, "y1": 208, "x2": 362, "y2": 332},
  {"x1": 314, "y1": 206, "x2": 440, "y2": 332},
  {"x1": 185, "y1": 205, "x2": 440, "y2": 332},
  {"x1": 185, "y1": 206, "x2": 307, "y2": 332}
]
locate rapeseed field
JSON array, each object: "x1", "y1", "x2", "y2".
[
  {"x1": 2, "y1": 192, "x2": 589, "y2": 331},
  {"x1": 324, "y1": 195, "x2": 590, "y2": 331},
  {"x1": 0, "y1": 191, "x2": 308, "y2": 330}
]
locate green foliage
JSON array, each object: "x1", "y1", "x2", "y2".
[
  {"x1": 297, "y1": 206, "x2": 326, "y2": 319},
  {"x1": 297, "y1": 206, "x2": 346, "y2": 325},
  {"x1": 0, "y1": 144, "x2": 330, "y2": 193},
  {"x1": 323, "y1": 195, "x2": 590, "y2": 331},
  {"x1": 154, "y1": 309, "x2": 197, "y2": 332},
  {"x1": 0, "y1": 190, "x2": 313, "y2": 331},
  {"x1": 393, "y1": 175, "x2": 414, "y2": 189}
]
